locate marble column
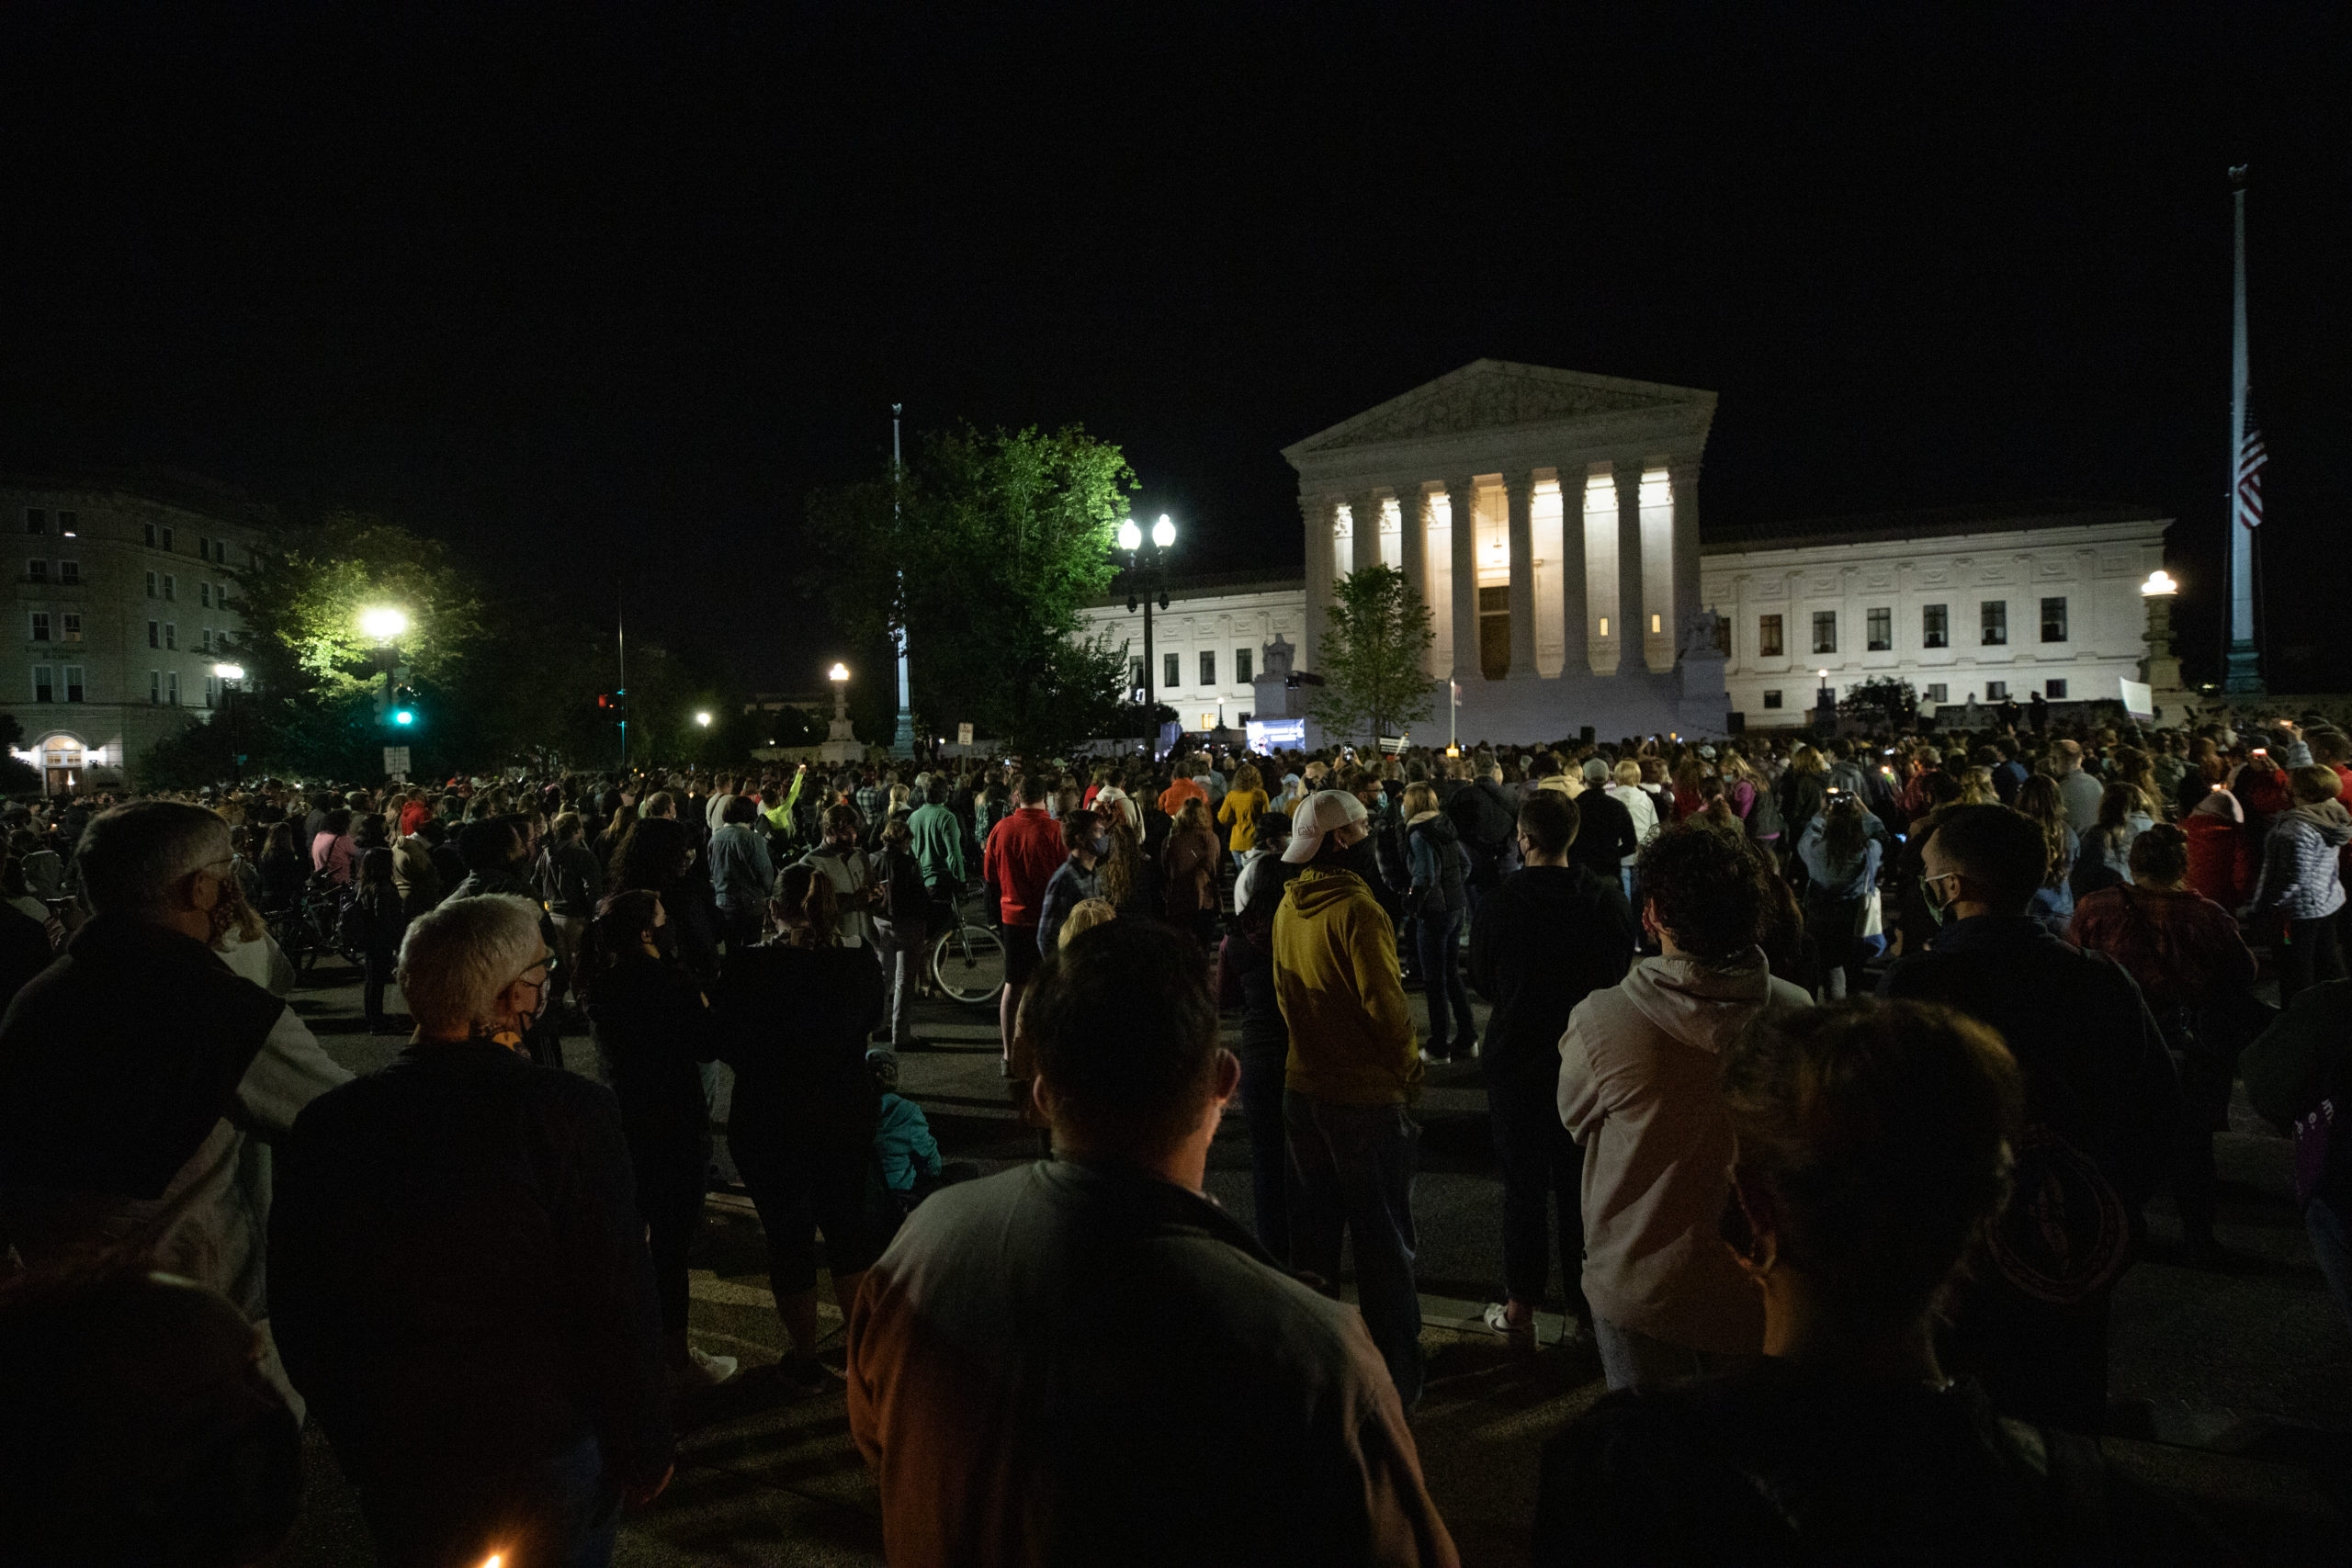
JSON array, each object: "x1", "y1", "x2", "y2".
[
  {"x1": 1616, "y1": 460, "x2": 1645, "y2": 676},
  {"x1": 1555, "y1": 469, "x2": 1589, "y2": 676},
  {"x1": 1447, "y1": 476, "x2": 1479, "y2": 683},
  {"x1": 1354, "y1": 489, "x2": 1387, "y2": 570},
  {"x1": 1301, "y1": 492, "x2": 1338, "y2": 672},
  {"x1": 1505, "y1": 473, "x2": 1538, "y2": 679},
  {"x1": 1670, "y1": 459, "x2": 1702, "y2": 657},
  {"x1": 1396, "y1": 483, "x2": 1430, "y2": 674}
]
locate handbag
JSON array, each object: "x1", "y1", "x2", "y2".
[{"x1": 1857, "y1": 885, "x2": 1887, "y2": 958}]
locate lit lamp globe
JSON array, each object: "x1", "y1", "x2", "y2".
[
  {"x1": 211, "y1": 663, "x2": 244, "y2": 682},
  {"x1": 1152, "y1": 514, "x2": 1176, "y2": 548},
  {"x1": 829, "y1": 662, "x2": 850, "y2": 683},
  {"x1": 1117, "y1": 519, "x2": 1142, "y2": 551},
  {"x1": 358, "y1": 606, "x2": 409, "y2": 642},
  {"x1": 2142, "y1": 570, "x2": 2179, "y2": 597},
  {"x1": 694, "y1": 711, "x2": 712, "y2": 728}
]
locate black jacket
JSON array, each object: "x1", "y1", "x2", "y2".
[
  {"x1": 1566, "y1": 788, "x2": 1640, "y2": 886},
  {"x1": 0, "y1": 917, "x2": 280, "y2": 1199},
  {"x1": 713, "y1": 942, "x2": 884, "y2": 1156},
  {"x1": 268, "y1": 1041, "x2": 673, "y2": 1490},
  {"x1": 1469, "y1": 865, "x2": 1637, "y2": 1088},
  {"x1": 1405, "y1": 812, "x2": 1467, "y2": 915},
  {"x1": 584, "y1": 948, "x2": 715, "y2": 1199}
]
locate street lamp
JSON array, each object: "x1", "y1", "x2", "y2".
[
  {"x1": 212, "y1": 663, "x2": 246, "y2": 784},
  {"x1": 2141, "y1": 570, "x2": 2179, "y2": 597},
  {"x1": 695, "y1": 711, "x2": 712, "y2": 727},
  {"x1": 358, "y1": 606, "x2": 410, "y2": 642},
  {"x1": 358, "y1": 607, "x2": 412, "y2": 730},
  {"x1": 1116, "y1": 514, "x2": 1177, "y2": 758}
]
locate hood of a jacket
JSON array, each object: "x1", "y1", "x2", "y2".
[
  {"x1": 1407, "y1": 812, "x2": 1460, "y2": 845},
  {"x1": 1622, "y1": 949, "x2": 1778, "y2": 1055},
  {"x1": 2288, "y1": 798, "x2": 2352, "y2": 847},
  {"x1": 1284, "y1": 865, "x2": 1370, "y2": 917}
]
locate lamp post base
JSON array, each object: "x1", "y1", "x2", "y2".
[
  {"x1": 2222, "y1": 641, "x2": 2265, "y2": 697},
  {"x1": 890, "y1": 708, "x2": 915, "y2": 761}
]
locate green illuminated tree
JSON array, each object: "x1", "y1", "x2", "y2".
[
  {"x1": 808, "y1": 423, "x2": 1136, "y2": 754},
  {"x1": 1310, "y1": 565, "x2": 1435, "y2": 743}
]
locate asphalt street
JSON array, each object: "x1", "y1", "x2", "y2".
[{"x1": 271, "y1": 953, "x2": 2352, "y2": 1567}]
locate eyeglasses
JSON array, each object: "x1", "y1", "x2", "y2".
[{"x1": 513, "y1": 959, "x2": 549, "y2": 992}]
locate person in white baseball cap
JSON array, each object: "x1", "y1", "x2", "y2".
[{"x1": 1280, "y1": 789, "x2": 1369, "y2": 864}]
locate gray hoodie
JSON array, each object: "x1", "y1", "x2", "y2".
[{"x1": 1557, "y1": 949, "x2": 1810, "y2": 1352}]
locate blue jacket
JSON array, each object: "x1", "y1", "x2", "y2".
[
  {"x1": 707, "y1": 821, "x2": 775, "y2": 910},
  {"x1": 2252, "y1": 803, "x2": 2352, "y2": 922},
  {"x1": 1037, "y1": 858, "x2": 1102, "y2": 953},
  {"x1": 874, "y1": 1092, "x2": 942, "y2": 1191},
  {"x1": 1795, "y1": 818, "x2": 1881, "y2": 901}
]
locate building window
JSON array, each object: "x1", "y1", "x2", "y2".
[
  {"x1": 61, "y1": 613, "x2": 80, "y2": 643},
  {"x1": 27, "y1": 560, "x2": 46, "y2": 584},
  {"x1": 2045, "y1": 679, "x2": 2068, "y2": 699},
  {"x1": 1758, "y1": 615, "x2": 1783, "y2": 657},
  {"x1": 167, "y1": 671, "x2": 180, "y2": 705},
  {"x1": 1866, "y1": 606, "x2": 1892, "y2": 651},
  {"x1": 32, "y1": 665, "x2": 52, "y2": 703},
  {"x1": 143, "y1": 523, "x2": 156, "y2": 547},
  {"x1": 24, "y1": 509, "x2": 46, "y2": 536},
  {"x1": 1922, "y1": 604, "x2": 1948, "y2": 649},
  {"x1": 1980, "y1": 601, "x2": 2007, "y2": 646},
  {"x1": 215, "y1": 540, "x2": 228, "y2": 564},
  {"x1": 1713, "y1": 618, "x2": 1733, "y2": 656},
  {"x1": 145, "y1": 571, "x2": 157, "y2": 598},
  {"x1": 1199, "y1": 650, "x2": 1216, "y2": 687},
  {"x1": 164, "y1": 623, "x2": 176, "y2": 650},
  {"x1": 1986, "y1": 681, "x2": 2008, "y2": 701},
  {"x1": 1164, "y1": 652, "x2": 1180, "y2": 689},
  {"x1": 1128, "y1": 658, "x2": 1144, "y2": 694},
  {"x1": 1597, "y1": 616, "x2": 1609, "y2": 637},
  {"x1": 200, "y1": 627, "x2": 213, "y2": 652},
  {"x1": 1811, "y1": 611, "x2": 1838, "y2": 655},
  {"x1": 1925, "y1": 682, "x2": 1948, "y2": 704},
  {"x1": 1650, "y1": 613, "x2": 1662, "y2": 635},
  {"x1": 63, "y1": 665, "x2": 83, "y2": 703},
  {"x1": 1479, "y1": 584, "x2": 1512, "y2": 680},
  {"x1": 58, "y1": 560, "x2": 77, "y2": 586},
  {"x1": 199, "y1": 582, "x2": 210, "y2": 608},
  {"x1": 148, "y1": 621, "x2": 160, "y2": 649},
  {"x1": 161, "y1": 526, "x2": 175, "y2": 551},
  {"x1": 1762, "y1": 690, "x2": 1783, "y2": 709},
  {"x1": 1235, "y1": 648, "x2": 1253, "y2": 685},
  {"x1": 199, "y1": 536, "x2": 210, "y2": 560},
  {"x1": 2040, "y1": 596, "x2": 2068, "y2": 642},
  {"x1": 56, "y1": 512, "x2": 74, "y2": 536},
  {"x1": 205, "y1": 675, "x2": 216, "y2": 709},
  {"x1": 163, "y1": 574, "x2": 175, "y2": 602},
  {"x1": 149, "y1": 670, "x2": 160, "y2": 704},
  {"x1": 28, "y1": 613, "x2": 49, "y2": 643}
]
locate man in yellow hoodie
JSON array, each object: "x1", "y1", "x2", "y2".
[{"x1": 1272, "y1": 789, "x2": 1426, "y2": 1408}]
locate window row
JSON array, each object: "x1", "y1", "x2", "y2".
[
  {"x1": 141, "y1": 622, "x2": 222, "y2": 652},
  {"x1": 1758, "y1": 597, "x2": 2070, "y2": 657},
  {"x1": 25, "y1": 559, "x2": 81, "y2": 586},
  {"x1": 1131, "y1": 648, "x2": 1258, "y2": 693},
  {"x1": 28, "y1": 665, "x2": 85, "y2": 703},
  {"x1": 141, "y1": 571, "x2": 232, "y2": 605},
  {"x1": 1756, "y1": 677, "x2": 2073, "y2": 712},
  {"x1": 27, "y1": 613, "x2": 82, "y2": 643},
  {"x1": 21, "y1": 510, "x2": 245, "y2": 568}
]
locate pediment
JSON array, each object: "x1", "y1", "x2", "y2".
[{"x1": 1284, "y1": 358, "x2": 1712, "y2": 460}]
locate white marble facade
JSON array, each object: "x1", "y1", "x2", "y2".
[
  {"x1": 1282, "y1": 359, "x2": 1728, "y2": 744},
  {"x1": 1074, "y1": 573, "x2": 1308, "y2": 732},
  {"x1": 1702, "y1": 506, "x2": 2172, "y2": 726}
]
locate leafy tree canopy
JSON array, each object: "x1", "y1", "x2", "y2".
[
  {"x1": 1310, "y1": 564, "x2": 1435, "y2": 743},
  {"x1": 808, "y1": 423, "x2": 1136, "y2": 755}
]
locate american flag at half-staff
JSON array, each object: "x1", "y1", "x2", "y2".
[{"x1": 2237, "y1": 421, "x2": 2268, "y2": 530}]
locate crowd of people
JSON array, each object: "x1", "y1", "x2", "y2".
[{"x1": 0, "y1": 705, "x2": 2344, "y2": 1563}]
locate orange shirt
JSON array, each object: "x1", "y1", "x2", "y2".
[{"x1": 1157, "y1": 777, "x2": 1208, "y2": 818}]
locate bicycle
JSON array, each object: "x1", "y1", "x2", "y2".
[{"x1": 926, "y1": 884, "x2": 1007, "y2": 1008}]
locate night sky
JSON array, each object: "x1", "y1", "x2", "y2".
[{"x1": 4, "y1": 4, "x2": 2346, "y2": 691}]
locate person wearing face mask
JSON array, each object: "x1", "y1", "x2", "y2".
[
  {"x1": 271, "y1": 893, "x2": 673, "y2": 1568},
  {"x1": 0, "y1": 801, "x2": 351, "y2": 1427},
  {"x1": 1878, "y1": 804, "x2": 2179, "y2": 1433},
  {"x1": 1036, "y1": 808, "x2": 1109, "y2": 953}
]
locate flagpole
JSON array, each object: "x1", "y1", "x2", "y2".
[{"x1": 2223, "y1": 165, "x2": 2264, "y2": 695}]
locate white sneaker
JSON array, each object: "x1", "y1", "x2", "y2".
[{"x1": 681, "y1": 1346, "x2": 739, "y2": 1386}]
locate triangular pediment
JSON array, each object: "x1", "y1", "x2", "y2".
[{"x1": 1284, "y1": 358, "x2": 1712, "y2": 459}]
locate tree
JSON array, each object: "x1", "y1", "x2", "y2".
[
  {"x1": 1310, "y1": 565, "x2": 1435, "y2": 743},
  {"x1": 808, "y1": 423, "x2": 1136, "y2": 755},
  {"x1": 1837, "y1": 675, "x2": 1917, "y2": 731}
]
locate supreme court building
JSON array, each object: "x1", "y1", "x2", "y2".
[{"x1": 1282, "y1": 357, "x2": 1727, "y2": 744}]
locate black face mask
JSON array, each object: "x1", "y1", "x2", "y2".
[{"x1": 1337, "y1": 833, "x2": 1383, "y2": 885}]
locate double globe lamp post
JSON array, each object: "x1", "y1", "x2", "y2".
[{"x1": 1117, "y1": 513, "x2": 1177, "y2": 760}]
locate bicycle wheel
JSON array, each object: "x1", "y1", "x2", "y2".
[{"x1": 929, "y1": 922, "x2": 1008, "y2": 1008}]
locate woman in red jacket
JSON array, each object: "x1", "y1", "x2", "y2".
[{"x1": 2181, "y1": 782, "x2": 2256, "y2": 912}]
